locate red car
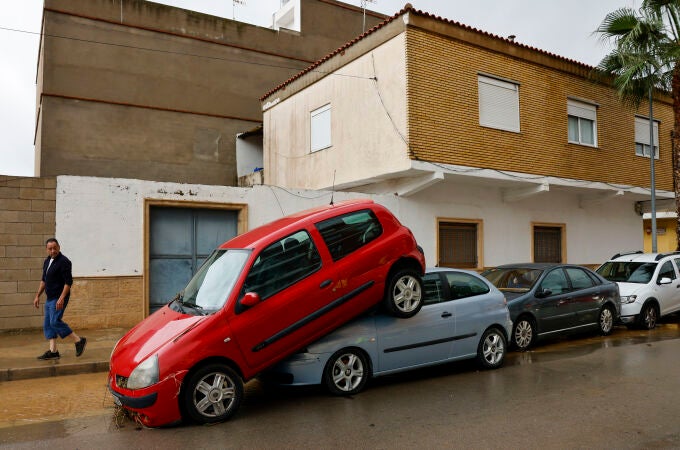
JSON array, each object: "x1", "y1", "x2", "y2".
[{"x1": 108, "y1": 199, "x2": 425, "y2": 426}]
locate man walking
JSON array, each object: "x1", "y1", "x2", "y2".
[{"x1": 33, "y1": 238, "x2": 86, "y2": 360}]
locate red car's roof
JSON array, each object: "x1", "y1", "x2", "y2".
[{"x1": 220, "y1": 199, "x2": 376, "y2": 249}]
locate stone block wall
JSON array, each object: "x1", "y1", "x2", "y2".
[
  {"x1": 0, "y1": 176, "x2": 56, "y2": 331},
  {"x1": 69, "y1": 276, "x2": 144, "y2": 330}
]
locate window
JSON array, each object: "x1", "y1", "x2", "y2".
[
  {"x1": 422, "y1": 272, "x2": 445, "y2": 306},
  {"x1": 634, "y1": 116, "x2": 659, "y2": 159},
  {"x1": 438, "y1": 220, "x2": 481, "y2": 269},
  {"x1": 310, "y1": 103, "x2": 331, "y2": 152},
  {"x1": 478, "y1": 75, "x2": 520, "y2": 132},
  {"x1": 658, "y1": 260, "x2": 676, "y2": 281},
  {"x1": 567, "y1": 99, "x2": 597, "y2": 146},
  {"x1": 539, "y1": 269, "x2": 569, "y2": 295},
  {"x1": 533, "y1": 224, "x2": 564, "y2": 263},
  {"x1": 244, "y1": 230, "x2": 321, "y2": 299},
  {"x1": 444, "y1": 272, "x2": 490, "y2": 300},
  {"x1": 316, "y1": 209, "x2": 382, "y2": 261},
  {"x1": 565, "y1": 267, "x2": 595, "y2": 290}
]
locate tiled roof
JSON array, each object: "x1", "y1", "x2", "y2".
[{"x1": 260, "y1": 3, "x2": 594, "y2": 102}]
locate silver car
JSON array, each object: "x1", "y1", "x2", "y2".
[{"x1": 266, "y1": 268, "x2": 512, "y2": 395}]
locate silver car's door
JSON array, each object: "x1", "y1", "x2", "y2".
[
  {"x1": 441, "y1": 271, "x2": 495, "y2": 358},
  {"x1": 375, "y1": 272, "x2": 456, "y2": 373}
]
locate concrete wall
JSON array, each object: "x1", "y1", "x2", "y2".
[
  {"x1": 263, "y1": 34, "x2": 409, "y2": 190},
  {"x1": 36, "y1": 0, "x2": 386, "y2": 185}
]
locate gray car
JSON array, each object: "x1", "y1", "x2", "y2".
[
  {"x1": 482, "y1": 263, "x2": 621, "y2": 350},
  {"x1": 266, "y1": 268, "x2": 512, "y2": 395}
]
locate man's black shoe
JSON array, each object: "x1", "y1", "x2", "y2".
[
  {"x1": 37, "y1": 350, "x2": 60, "y2": 360},
  {"x1": 75, "y1": 337, "x2": 87, "y2": 357}
]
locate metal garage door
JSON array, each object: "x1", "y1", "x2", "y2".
[{"x1": 149, "y1": 207, "x2": 238, "y2": 313}]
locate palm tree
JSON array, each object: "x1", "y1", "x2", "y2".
[{"x1": 595, "y1": 0, "x2": 680, "y2": 251}]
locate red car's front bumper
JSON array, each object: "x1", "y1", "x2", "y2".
[{"x1": 108, "y1": 369, "x2": 188, "y2": 427}]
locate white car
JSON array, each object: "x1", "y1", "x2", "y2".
[{"x1": 596, "y1": 251, "x2": 680, "y2": 329}]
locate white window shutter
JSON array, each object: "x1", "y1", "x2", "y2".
[
  {"x1": 478, "y1": 75, "x2": 520, "y2": 133},
  {"x1": 634, "y1": 116, "x2": 658, "y2": 146},
  {"x1": 567, "y1": 100, "x2": 597, "y2": 121},
  {"x1": 311, "y1": 104, "x2": 331, "y2": 152}
]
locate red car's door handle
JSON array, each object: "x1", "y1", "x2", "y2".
[{"x1": 320, "y1": 279, "x2": 332, "y2": 289}]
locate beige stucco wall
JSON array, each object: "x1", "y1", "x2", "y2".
[{"x1": 263, "y1": 33, "x2": 410, "y2": 190}]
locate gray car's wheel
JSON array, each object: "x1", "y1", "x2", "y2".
[
  {"x1": 638, "y1": 303, "x2": 658, "y2": 330},
  {"x1": 323, "y1": 348, "x2": 370, "y2": 396},
  {"x1": 384, "y1": 269, "x2": 423, "y2": 318},
  {"x1": 477, "y1": 327, "x2": 506, "y2": 369},
  {"x1": 182, "y1": 363, "x2": 243, "y2": 424},
  {"x1": 598, "y1": 305, "x2": 615, "y2": 335},
  {"x1": 513, "y1": 317, "x2": 536, "y2": 351}
]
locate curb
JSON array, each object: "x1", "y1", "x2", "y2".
[{"x1": 0, "y1": 360, "x2": 109, "y2": 382}]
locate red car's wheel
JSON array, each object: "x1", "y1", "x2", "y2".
[
  {"x1": 182, "y1": 363, "x2": 243, "y2": 424},
  {"x1": 384, "y1": 269, "x2": 423, "y2": 318}
]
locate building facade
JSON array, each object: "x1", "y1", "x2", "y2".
[{"x1": 261, "y1": 6, "x2": 675, "y2": 270}]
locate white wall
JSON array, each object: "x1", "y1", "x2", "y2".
[
  {"x1": 272, "y1": 0, "x2": 300, "y2": 32},
  {"x1": 236, "y1": 134, "x2": 263, "y2": 177},
  {"x1": 56, "y1": 175, "x2": 641, "y2": 277},
  {"x1": 56, "y1": 176, "x2": 395, "y2": 277},
  {"x1": 263, "y1": 33, "x2": 410, "y2": 190}
]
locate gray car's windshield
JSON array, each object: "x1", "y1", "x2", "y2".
[
  {"x1": 596, "y1": 261, "x2": 657, "y2": 284},
  {"x1": 482, "y1": 267, "x2": 543, "y2": 292},
  {"x1": 171, "y1": 249, "x2": 250, "y2": 314}
]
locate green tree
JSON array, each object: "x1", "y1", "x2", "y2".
[{"x1": 595, "y1": 0, "x2": 680, "y2": 250}]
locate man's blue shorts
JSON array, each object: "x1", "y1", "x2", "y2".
[{"x1": 43, "y1": 298, "x2": 73, "y2": 339}]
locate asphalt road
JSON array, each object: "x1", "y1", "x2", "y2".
[{"x1": 2, "y1": 321, "x2": 680, "y2": 449}]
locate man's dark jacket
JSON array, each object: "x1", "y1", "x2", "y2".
[{"x1": 42, "y1": 253, "x2": 73, "y2": 301}]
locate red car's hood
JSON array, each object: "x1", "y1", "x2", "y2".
[{"x1": 111, "y1": 306, "x2": 205, "y2": 372}]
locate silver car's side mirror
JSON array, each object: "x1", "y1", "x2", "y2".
[{"x1": 658, "y1": 277, "x2": 673, "y2": 285}]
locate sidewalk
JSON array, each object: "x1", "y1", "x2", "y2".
[{"x1": 0, "y1": 327, "x2": 128, "y2": 382}]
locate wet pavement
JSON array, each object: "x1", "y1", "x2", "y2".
[
  {"x1": 0, "y1": 327, "x2": 127, "y2": 382},
  {"x1": 1, "y1": 320, "x2": 680, "y2": 448}
]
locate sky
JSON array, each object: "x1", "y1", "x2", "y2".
[{"x1": 1, "y1": 0, "x2": 637, "y2": 177}]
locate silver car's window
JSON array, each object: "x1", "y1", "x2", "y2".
[
  {"x1": 445, "y1": 272, "x2": 490, "y2": 299},
  {"x1": 422, "y1": 273, "x2": 445, "y2": 306}
]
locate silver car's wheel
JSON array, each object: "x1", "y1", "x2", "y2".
[
  {"x1": 598, "y1": 306, "x2": 614, "y2": 335},
  {"x1": 513, "y1": 317, "x2": 536, "y2": 351},
  {"x1": 639, "y1": 303, "x2": 657, "y2": 330},
  {"x1": 477, "y1": 328, "x2": 506, "y2": 369},
  {"x1": 183, "y1": 364, "x2": 243, "y2": 424},
  {"x1": 384, "y1": 269, "x2": 423, "y2": 318},
  {"x1": 323, "y1": 348, "x2": 370, "y2": 396}
]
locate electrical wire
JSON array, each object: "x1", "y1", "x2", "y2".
[{"x1": 0, "y1": 25, "x2": 376, "y2": 81}]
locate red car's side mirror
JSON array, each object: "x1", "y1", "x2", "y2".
[{"x1": 240, "y1": 292, "x2": 261, "y2": 308}]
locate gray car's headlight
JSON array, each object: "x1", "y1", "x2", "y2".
[
  {"x1": 127, "y1": 355, "x2": 159, "y2": 389},
  {"x1": 621, "y1": 295, "x2": 637, "y2": 304}
]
